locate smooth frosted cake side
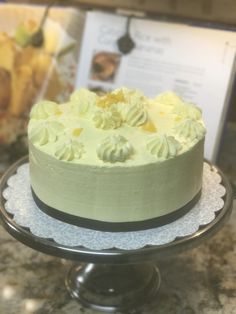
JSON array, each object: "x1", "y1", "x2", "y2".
[{"x1": 28, "y1": 88, "x2": 206, "y2": 231}]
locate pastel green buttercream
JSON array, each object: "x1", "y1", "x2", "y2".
[
  {"x1": 28, "y1": 87, "x2": 206, "y2": 166},
  {"x1": 28, "y1": 88, "x2": 206, "y2": 223},
  {"x1": 155, "y1": 91, "x2": 183, "y2": 106},
  {"x1": 175, "y1": 119, "x2": 206, "y2": 141},
  {"x1": 30, "y1": 101, "x2": 60, "y2": 119},
  {"x1": 93, "y1": 108, "x2": 122, "y2": 130},
  {"x1": 70, "y1": 88, "x2": 98, "y2": 117},
  {"x1": 29, "y1": 139, "x2": 204, "y2": 222},
  {"x1": 29, "y1": 121, "x2": 64, "y2": 146},
  {"x1": 172, "y1": 103, "x2": 202, "y2": 120},
  {"x1": 121, "y1": 87, "x2": 147, "y2": 106},
  {"x1": 54, "y1": 138, "x2": 85, "y2": 161},
  {"x1": 146, "y1": 134, "x2": 181, "y2": 160},
  {"x1": 123, "y1": 103, "x2": 148, "y2": 127},
  {"x1": 97, "y1": 134, "x2": 133, "y2": 163}
]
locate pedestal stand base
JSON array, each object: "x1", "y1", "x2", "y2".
[
  {"x1": 65, "y1": 263, "x2": 161, "y2": 313},
  {"x1": 0, "y1": 157, "x2": 233, "y2": 313}
]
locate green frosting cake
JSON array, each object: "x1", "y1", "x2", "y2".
[{"x1": 28, "y1": 87, "x2": 206, "y2": 231}]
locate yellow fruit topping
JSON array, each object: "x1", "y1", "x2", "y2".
[
  {"x1": 72, "y1": 128, "x2": 83, "y2": 137},
  {"x1": 175, "y1": 116, "x2": 182, "y2": 122},
  {"x1": 55, "y1": 110, "x2": 62, "y2": 116},
  {"x1": 141, "y1": 120, "x2": 157, "y2": 133},
  {"x1": 159, "y1": 111, "x2": 165, "y2": 116},
  {"x1": 97, "y1": 90, "x2": 126, "y2": 108}
]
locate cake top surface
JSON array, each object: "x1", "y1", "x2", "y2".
[{"x1": 28, "y1": 87, "x2": 206, "y2": 166}]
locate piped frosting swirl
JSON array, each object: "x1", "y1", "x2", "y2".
[
  {"x1": 29, "y1": 121, "x2": 64, "y2": 146},
  {"x1": 70, "y1": 88, "x2": 98, "y2": 117},
  {"x1": 122, "y1": 88, "x2": 147, "y2": 107},
  {"x1": 172, "y1": 103, "x2": 202, "y2": 120},
  {"x1": 97, "y1": 135, "x2": 133, "y2": 163},
  {"x1": 175, "y1": 119, "x2": 206, "y2": 141},
  {"x1": 146, "y1": 134, "x2": 181, "y2": 160},
  {"x1": 123, "y1": 103, "x2": 148, "y2": 127},
  {"x1": 54, "y1": 139, "x2": 85, "y2": 161},
  {"x1": 30, "y1": 101, "x2": 60, "y2": 119},
  {"x1": 155, "y1": 91, "x2": 183, "y2": 106},
  {"x1": 93, "y1": 108, "x2": 122, "y2": 130}
]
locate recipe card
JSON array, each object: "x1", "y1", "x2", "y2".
[{"x1": 76, "y1": 11, "x2": 236, "y2": 161}]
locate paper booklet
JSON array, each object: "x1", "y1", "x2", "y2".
[{"x1": 76, "y1": 11, "x2": 236, "y2": 161}]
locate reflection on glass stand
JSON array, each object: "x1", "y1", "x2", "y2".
[
  {"x1": 65, "y1": 263, "x2": 160, "y2": 312},
  {"x1": 0, "y1": 157, "x2": 233, "y2": 313}
]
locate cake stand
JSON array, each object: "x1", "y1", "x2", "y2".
[{"x1": 0, "y1": 156, "x2": 233, "y2": 313}]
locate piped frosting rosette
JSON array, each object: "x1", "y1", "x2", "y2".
[
  {"x1": 175, "y1": 119, "x2": 206, "y2": 142},
  {"x1": 54, "y1": 137, "x2": 85, "y2": 161},
  {"x1": 28, "y1": 121, "x2": 64, "y2": 145},
  {"x1": 146, "y1": 134, "x2": 182, "y2": 160},
  {"x1": 97, "y1": 134, "x2": 133, "y2": 163}
]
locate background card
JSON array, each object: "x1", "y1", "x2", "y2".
[{"x1": 76, "y1": 11, "x2": 236, "y2": 161}]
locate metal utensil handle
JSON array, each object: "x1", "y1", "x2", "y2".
[
  {"x1": 125, "y1": 15, "x2": 133, "y2": 35},
  {"x1": 39, "y1": 0, "x2": 55, "y2": 29}
]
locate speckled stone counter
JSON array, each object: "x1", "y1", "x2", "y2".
[{"x1": 0, "y1": 123, "x2": 235, "y2": 314}]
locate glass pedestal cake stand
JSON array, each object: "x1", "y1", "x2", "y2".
[{"x1": 0, "y1": 156, "x2": 233, "y2": 313}]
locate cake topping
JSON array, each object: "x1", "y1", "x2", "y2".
[
  {"x1": 28, "y1": 88, "x2": 206, "y2": 165},
  {"x1": 146, "y1": 134, "x2": 181, "y2": 160},
  {"x1": 97, "y1": 134, "x2": 133, "y2": 163},
  {"x1": 141, "y1": 119, "x2": 157, "y2": 133},
  {"x1": 30, "y1": 100, "x2": 60, "y2": 119},
  {"x1": 175, "y1": 119, "x2": 206, "y2": 141},
  {"x1": 123, "y1": 103, "x2": 148, "y2": 127},
  {"x1": 172, "y1": 103, "x2": 202, "y2": 120},
  {"x1": 72, "y1": 128, "x2": 83, "y2": 137},
  {"x1": 155, "y1": 91, "x2": 183, "y2": 106},
  {"x1": 93, "y1": 108, "x2": 122, "y2": 130},
  {"x1": 125, "y1": 89, "x2": 146, "y2": 106},
  {"x1": 70, "y1": 88, "x2": 98, "y2": 116},
  {"x1": 54, "y1": 138, "x2": 85, "y2": 161},
  {"x1": 29, "y1": 121, "x2": 64, "y2": 146},
  {"x1": 97, "y1": 90, "x2": 126, "y2": 108}
]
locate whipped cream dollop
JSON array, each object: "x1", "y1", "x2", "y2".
[
  {"x1": 54, "y1": 138, "x2": 85, "y2": 161},
  {"x1": 123, "y1": 103, "x2": 148, "y2": 127},
  {"x1": 30, "y1": 101, "x2": 60, "y2": 119},
  {"x1": 122, "y1": 88, "x2": 147, "y2": 106},
  {"x1": 29, "y1": 121, "x2": 64, "y2": 146},
  {"x1": 146, "y1": 134, "x2": 181, "y2": 160},
  {"x1": 175, "y1": 119, "x2": 206, "y2": 141},
  {"x1": 172, "y1": 103, "x2": 202, "y2": 120},
  {"x1": 97, "y1": 134, "x2": 133, "y2": 163},
  {"x1": 70, "y1": 88, "x2": 98, "y2": 117},
  {"x1": 93, "y1": 108, "x2": 122, "y2": 130},
  {"x1": 155, "y1": 91, "x2": 183, "y2": 106}
]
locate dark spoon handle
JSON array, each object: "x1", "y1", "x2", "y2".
[{"x1": 39, "y1": 0, "x2": 55, "y2": 29}]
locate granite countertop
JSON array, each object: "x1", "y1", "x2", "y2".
[{"x1": 0, "y1": 123, "x2": 235, "y2": 314}]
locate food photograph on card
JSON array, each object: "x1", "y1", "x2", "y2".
[{"x1": 89, "y1": 51, "x2": 122, "y2": 82}]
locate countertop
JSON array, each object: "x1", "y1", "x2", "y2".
[{"x1": 0, "y1": 123, "x2": 235, "y2": 314}]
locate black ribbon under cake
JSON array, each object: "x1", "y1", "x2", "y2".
[{"x1": 31, "y1": 188, "x2": 201, "y2": 232}]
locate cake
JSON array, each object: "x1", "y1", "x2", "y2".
[{"x1": 28, "y1": 87, "x2": 206, "y2": 231}]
